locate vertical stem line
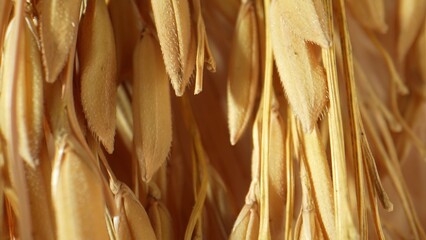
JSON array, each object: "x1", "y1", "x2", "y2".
[
  {"x1": 284, "y1": 110, "x2": 294, "y2": 240},
  {"x1": 322, "y1": 0, "x2": 355, "y2": 238},
  {"x1": 334, "y1": 0, "x2": 366, "y2": 238},
  {"x1": 259, "y1": 0, "x2": 272, "y2": 239}
]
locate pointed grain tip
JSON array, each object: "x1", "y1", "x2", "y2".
[{"x1": 230, "y1": 135, "x2": 237, "y2": 146}]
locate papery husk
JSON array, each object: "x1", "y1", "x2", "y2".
[
  {"x1": 38, "y1": 0, "x2": 82, "y2": 83},
  {"x1": 133, "y1": 31, "x2": 172, "y2": 182},
  {"x1": 77, "y1": 0, "x2": 117, "y2": 153}
]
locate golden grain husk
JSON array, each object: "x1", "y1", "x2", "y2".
[
  {"x1": 270, "y1": 0, "x2": 327, "y2": 132},
  {"x1": 151, "y1": 0, "x2": 195, "y2": 96},
  {"x1": 38, "y1": 0, "x2": 82, "y2": 83},
  {"x1": 52, "y1": 137, "x2": 109, "y2": 240},
  {"x1": 133, "y1": 32, "x2": 172, "y2": 182},
  {"x1": 77, "y1": 0, "x2": 117, "y2": 153},
  {"x1": 227, "y1": 1, "x2": 259, "y2": 145},
  {"x1": 114, "y1": 183, "x2": 157, "y2": 240}
]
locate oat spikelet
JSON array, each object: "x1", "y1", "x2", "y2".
[
  {"x1": 151, "y1": 0, "x2": 194, "y2": 96},
  {"x1": 133, "y1": 32, "x2": 172, "y2": 182},
  {"x1": 52, "y1": 137, "x2": 109, "y2": 240},
  {"x1": 227, "y1": 1, "x2": 259, "y2": 145},
  {"x1": 78, "y1": 0, "x2": 117, "y2": 153},
  {"x1": 270, "y1": 0, "x2": 328, "y2": 132},
  {"x1": 38, "y1": 0, "x2": 82, "y2": 82},
  {"x1": 113, "y1": 183, "x2": 157, "y2": 240}
]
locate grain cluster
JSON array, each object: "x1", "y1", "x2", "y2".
[{"x1": 0, "y1": 0, "x2": 425, "y2": 239}]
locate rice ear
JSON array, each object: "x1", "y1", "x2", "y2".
[
  {"x1": 151, "y1": 0, "x2": 194, "y2": 96},
  {"x1": 270, "y1": 1, "x2": 328, "y2": 132},
  {"x1": 38, "y1": 0, "x2": 82, "y2": 82},
  {"x1": 133, "y1": 32, "x2": 172, "y2": 182},
  {"x1": 116, "y1": 184, "x2": 157, "y2": 240},
  {"x1": 77, "y1": 0, "x2": 117, "y2": 153},
  {"x1": 52, "y1": 137, "x2": 109, "y2": 240},
  {"x1": 227, "y1": 2, "x2": 259, "y2": 145}
]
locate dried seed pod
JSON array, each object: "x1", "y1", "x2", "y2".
[
  {"x1": 114, "y1": 183, "x2": 157, "y2": 240},
  {"x1": 347, "y1": 0, "x2": 387, "y2": 33},
  {"x1": 275, "y1": 0, "x2": 330, "y2": 48},
  {"x1": 151, "y1": 0, "x2": 195, "y2": 96},
  {"x1": 38, "y1": 0, "x2": 82, "y2": 82},
  {"x1": 78, "y1": 0, "x2": 117, "y2": 153},
  {"x1": 227, "y1": 2, "x2": 259, "y2": 145},
  {"x1": 133, "y1": 32, "x2": 172, "y2": 182},
  {"x1": 52, "y1": 137, "x2": 109, "y2": 240},
  {"x1": 270, "y1": 1, "x2": 328, "y2": 132}
]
